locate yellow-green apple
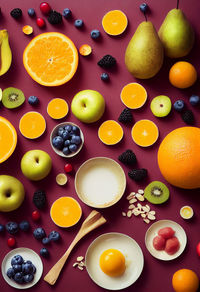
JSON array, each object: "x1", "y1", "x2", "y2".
[
  {"x1": 71, "y1": 89, "x2": 105, "y2": 123},
  {"x1": 21, "y1": 150, "x2": 52, "y2": 181},
  {"x1": 0, "y1": 175, "x2": 25, "y2": 212}
]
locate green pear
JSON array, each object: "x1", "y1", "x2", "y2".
[
  {"x1": 158, "y1": 9, "x2": 194, "y2": 58},
  {"x1": 125, "y1": 21, "x2": 164, "y2": 79}
]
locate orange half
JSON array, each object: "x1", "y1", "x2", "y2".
[
  {"x1": 0, "y1": 116, "x2": 17, "y2": 163},
  {"x1": 120, "y1": 83, "x2": 147, "y2": 109},
  {"x1": 102, "y1": 10, "x2": 128, "y2": 36},
  {"x1": 98, "y1": 120, "x2": 123, "y2": 145},
  {"x1": 50, "y1": 196, "x2": 82, "y2": 227},
  {"x1": 131, "y1": 119, "x2": 159, "y2": 147},
  {"x1": 23, "y1": 32, "x2": 79, "y2": 86},
  {"x1": 47, "y1": 98, "x2": 69, "y2": 119},
  {"x1": 19, "y1": 111, "x2": 46, "y2": 139}
]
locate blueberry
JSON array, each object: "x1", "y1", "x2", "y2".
[
  {"x1": 49, "y1": 230, "x2": 60, "y2": 242},
  {"x1": 64, "y1": 139, "x2": 71, "y2": 147},
  {"x1": 23, "y1": 274, "x2": 34, "y2": 283},
  {"x1": 64, "y1": 125, "x2": 72, "y2": 132},
  {"x1": 33, "y1": 227, "x2": 46, "y2": 240},
  {"x1": 71, "y1": 126, "x2": 80, "y2": 134},
  {"x1": 22, "y1": 262, "x2": 35, "y2": 275},
  {"x1": 62, "y1": 147, "x2": 70, "y2": 155},
  {"x1": 173, "y1": 100, "x2": 185, "y2": 112},
  {"x1": 140, "y1": 3, "x2": 148, "y2": 13},
  {"x1": 13, "y1": 264, "x2": 22, "y2": 273},
  {"x1": 40, "y1": 248, "x2": 49, "y2": 258},
  {"x1": 0, "y1": 224, "x2": 5, "y2": 233},
  {"x1": 74, "y1": 19, "x2": 83, "y2": 28},
  {"x1": 101, "y1": 72, "x2": 109, "y2": 81},
  {"x1": 189, "y1": 95, "x2": 200, "y2": 106},
  {"x1": 6, "y1": 222, "x2": 19, "y2": 235},
  {"x1": 71, "y1": 135, "x2": 81, "y2": 145},
  {"x1": 52, "y1": 136, "x2": 64, "y2": 150},
  {"x1": 14, "y1": 272, "x2": 24, "y2": 284},
  {"x1": 58, "y1": 127, "x2": 64, "y2": 136},
  {"x1": 63, "y1": 8, "x2": 71, "y2": 19},
  {"x1": 42, "y1": 237, "x2": 50, "y2": 245},
  {"x1": 11, "y1": 255, "x2": 24, "y2": 266},
  {"x1": 90, "y1": 29, "x2": 100, "y2": 39},
  {"x1": 69, "y1": 144, "x2": 78, "y2": 153},
  {"x1": 28, "y1": 8, "x2": 35, "y2": 17},
  {"x1": 19, "y1": 220, "x2": 30, "y2": 232},
  {"x1": 28, "y1": 96, "x2": 39, "y2": 105},
  {"x1": 61, "y1": 131, "x2": 70, "y2": 140},
  {"x1": 6, "y1": 267, "x2": 15, "y2": 279}
]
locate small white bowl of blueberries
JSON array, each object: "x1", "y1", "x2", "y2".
[{"x1": 50, "y1": 122, "x2": 84, "y2": 158}]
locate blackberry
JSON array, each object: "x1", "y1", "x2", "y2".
[
  {"x1": 118, "y1": 108, "x2": 133, "y2": 124},
  {"x1": 48, "y1": 10, "x2": 62, "y2": 25},
  {"x1": 118, "y1": 150, "x2": 137, "y2": 165},
  {"x1": 181, "y1": 110, "x2": 195, "y2": 125},
  {"x1": 33, "y1": 190, "x2": 46, "y2": 209},
  {"x1": 97, "y1": 55, "x2": 116, "y2": 69},
  {"x1": 10, "y1": 8, "x2": 22, "y2": 19},
  {"x1": 128, "y1": 168, "x2": 147, "y2": 181}
]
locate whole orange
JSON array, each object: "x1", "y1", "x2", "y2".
[
  {"x1": 169, "y1": 61, "x2": 197, "y2": 89},
  {"x1": 157, "y1": 127, "x2": 200, "y2": 189},
  {"x1": 172, "y1": 269, "x2": 199, "y2": 292}
]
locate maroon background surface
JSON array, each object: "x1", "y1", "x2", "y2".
[{"x1": 0, "y1": 0, "x2": 200, "y2": 291}]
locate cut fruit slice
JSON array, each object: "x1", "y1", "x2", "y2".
[
  {"x1": 102, "y1": 10, "x2": 128, "y2": 36},
  {"x1": 22, "y1": 25, "x2": 33, "y2": 35},
  {"x1": 56, "y1": 173, "x2": 68, "y2": 186},
  {"x1": 19, "y1": 111, "x2": 46, "y2": 139},
  {"x1": 0, "y1": 117, "x2": 17, "y2": 163},
  {"x1": 120, "y1": 83, "x2": 147, "y2": 109},
  {"x1": 47, "y1": 98, "x2": 69, "y2": 119},
  {"x1": 50, "y1": 196, "x2": 82, "y2": 227},
  {"x1": 98, "y1": 120, "x2": 123, "y2": 145},
  {"x1": 79, "y1": 44, "x2": 92, "y2": 56},
  {"x1": 2, "y1": 87, "x2": 25, "y2": 109},
  {"x1": 144, "y1": 181, "x2": 170, "y2": 204},
  {"x1": 131, "y1": 119, "x2": 159, "y2": 147},
  {"x1": 150, "y1": 95, "x2": 172, "y2": 117},
  {"x1": 23, "y1": 32, "x2": 79, "y2": 86}
]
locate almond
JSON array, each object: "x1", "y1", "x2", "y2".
[
  {"x1": 126, "y1": 192, "x2": 135, "y2": 200},
  {"x1": 129, "y1": 198, "x2": 137, "y2": 204},
  {"x1": 77, "y1": 256, "x2": 84, "y2": 262},
  {"x1": 128, "y1": 204, "x2": 135, "y2": 209},
  {"x1": 127, "y1": 210, "x2": 132, "y2": 217}
]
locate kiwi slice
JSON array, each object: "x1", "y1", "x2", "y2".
[
  {"x1": 144, "y1": 181, "x2": 169, "y2": 204},
  {"x1": 2, "y1": 87, "x2": 25, "y2": 109}
]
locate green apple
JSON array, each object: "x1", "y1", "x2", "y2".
[
  {"x1": 0, "y1": 175, "x2": 25, "y2": 212},
  {"x1": 21, "y1": 150, "x2": 52, "y2": 181},
  {"x1": 71, "y1": 89, "x2": 105, "y2": 123}
]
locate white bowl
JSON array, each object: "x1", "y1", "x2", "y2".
[{"x1": 50, "y1": 122, "x2": 84, "y2": 158}]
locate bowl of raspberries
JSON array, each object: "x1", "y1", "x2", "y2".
[{"x1": 50, "y1": 122, "x2": 84, "y2": 158}]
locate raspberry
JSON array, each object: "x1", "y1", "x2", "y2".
[
  {"x1": 97, "y1": 55, "x2": 116, "y2": 69},
  {"x1": 118, "y1": 108, "x2": 133, "y2": 124},
  {"x1": 128, "y1": 168, "x2": 148, "y2": 181},
  {"x1": 181, "y1": 110, "x2": 195, "y2": 125},
  {"x1": 118, "y1": 150, "x2": 137, "y2": 165}
]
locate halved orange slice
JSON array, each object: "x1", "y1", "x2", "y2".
[
  {"x1": 120, "y1": 83, "x2": 147, "y2": 109},
  {"x1": 19, "y1": 111, "x2": 46, "y2": 139},
  {"x1": 98, "y1": 120, "x2": 123, "y2": 145},
  {"x1": 47, "y1": 98, "x2": 69, "y2": 119},
  {"x1": 131, "y1": 119, "x2": 159, "y2": 147},
  {"x1": 102, "y1": 10, "x2": 128, "y2": 36},
  {"x1": 23, "y1": 32, "x2": 79, "y2": 86},
  {"x1": 0, "y1": 116, "x2": 17, "y2": 163}
]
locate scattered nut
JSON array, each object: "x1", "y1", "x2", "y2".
[
  {"x1": 73, "y1": 263, "x2": 78, "y2": 267},
  {"x1": 138, "y1": 189, "x2": 144, "y2": 194},
  {"x1": 141, "y1": 213, "x2": 147, "y2": 218},
  {"x1": 77, "y1": 256, "x2": 84, "y2": 262},
  {"x1": 136, "y1": 194, "x2": 145, "y2": 201},
  {"x1": 126, "y1": 192, "x2": 135, "y2": 200},
  {"x1": 122, "y1": 212, "x2": 126, "y2": 217},
  {"x1": 132, "y1": 209, "x2": 140, "y2": 216},
  {"x1": 143, "y1": 218, "x2": 150, "y2": 224},
  {"x1": 78, "y1": 266, "x2": 84, "y2": 270},
  {"x1": 147, "y1": 213, "x2": 156, "y2": 220},
  {"x1": 129, "y1": 198, "x2": 137, "y2": 204},
  {"x1": 149, "y1": 210, "x2": 156, "y2": 215},
  {"x1": 79, "y1": 261, "x2": 85, "y2": 267},
  {"x1": 127, "y1": 210, "x2": 132, "y2": 218},
  {"x1": 128, "y1": 204, "x2": 135, "y2": 209},
  {"x1": 145, "y1": 205, "x2": 150, "y2": 212}
]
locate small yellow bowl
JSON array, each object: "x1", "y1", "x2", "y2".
[{"x1": 180, "y1": 206, "x2": 194, "y2": 219}]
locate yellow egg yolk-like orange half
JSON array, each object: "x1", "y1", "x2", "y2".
[{"x1": 99, "y1": 249, "x2": 126, "y2": 277}]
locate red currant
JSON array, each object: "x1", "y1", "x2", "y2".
[
  {"x1": 64, "y1": 163, "x2": 73, "y2": 173},
  {"x1": 36, "y1": 17, "x2": 45, "y2": 28},
  {"x1": 40, "y1": 2, "x2": 51, "y2": 14},
  {"x1": 32, "y1": 210, "x2": 41, "y2": 221},
  {"x1": 7, "y1": 237, "x2": 16, "y2": 248}
]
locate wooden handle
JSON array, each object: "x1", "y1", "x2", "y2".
[{"x1": 44, "y1": 210, "x2": 106, "y2": 285}]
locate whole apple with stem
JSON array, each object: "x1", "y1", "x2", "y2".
[{"x1": 21, "y1": 150, "x2": 52, "y2": 181}]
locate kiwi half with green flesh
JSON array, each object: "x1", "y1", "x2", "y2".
[
  {"x1": 2, "y1": 87, "x2": 25, "y2": 109},
  {"x1": 144, "y1": 181, "x2": 169, "y2": 204}
]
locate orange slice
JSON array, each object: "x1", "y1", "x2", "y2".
[
  {"x1": 79, "y1": 44, "x2": 92, "y2": 56},
  {"x1": 131, "y1": 119, "x2": 159, "y2": 147},
  {"x1": 23, "y1": 32, "x2": 79, "y2": 87},
  {"x1": 120, "y1": 83, "x2": 147, "y2": 109},
  {"x1": 50, "y1": 196, "x2": 82, "y2": 227},
  {"x1": 102, "y1": 10, "x2": 128, "y2": 36},
  {"x1": 0, "y1": 117, "x2": 17, "y2": 163},
  {"x1": 98, "y1": 120, "x2": 123, "y2": 145},
  {"x1": 47, "y1": 98, "x2": 69, "y2": 119},
  {"x1": 22, "y1": 25, "x2": 33, "y2": 35},
  {"x1": 19, "y1": 111, "x2": 46, "y2": 139}
]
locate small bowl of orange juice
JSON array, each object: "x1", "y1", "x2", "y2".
[
  {"x1": 50, "y1": 122, "x2": 84, "y2": 158},
  {"x1": 180, "y1": 206, "x2": 194, "y2": 220},
  {"x1": 50, "y1": 196, "x2": 82, "y2": 228}
]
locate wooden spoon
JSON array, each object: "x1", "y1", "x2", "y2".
[{"x1": 44, "y1": 210, "x2": 106, "y2": 285}]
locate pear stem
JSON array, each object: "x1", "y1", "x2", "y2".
[
  {"x1": 144, "y1": 13, "x2": 147, "y2": 21},
  {"x1": 177, "y1": 0, "x2": 179, "y2": 9}
]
